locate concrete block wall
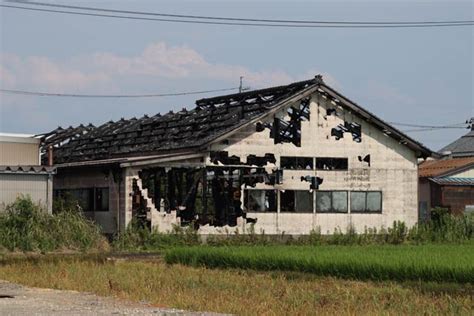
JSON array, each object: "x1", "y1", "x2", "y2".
[
  {"x1": 208, "y1": 91, "x2": 419, "y2": 234},
  {"x1": 54, "y1": 167, "x2": 120, "y2": 234}
]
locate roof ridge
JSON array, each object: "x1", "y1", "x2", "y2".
[{"x1": 195, "y1": 75, "x2": 322, "y2": 106}]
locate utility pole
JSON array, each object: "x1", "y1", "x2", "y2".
[{"x1": 239, "y1": 76, "x2": 243, "y2": 93}]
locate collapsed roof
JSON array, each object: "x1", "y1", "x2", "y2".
[{"x1": 39, "y1": 75, "x2": 433, "y2": 165}]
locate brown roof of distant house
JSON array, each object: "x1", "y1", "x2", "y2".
[{"x1": 419, "y1": 157, "x2": 474, "y2": 177}]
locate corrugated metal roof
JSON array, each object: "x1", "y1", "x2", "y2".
[
  {"x1": 429, "y1": 177, "x2": 474, "y2": 186},
  {"x1": 0, "y1": 165, "x2": 56, "y2": 175},
  {"x1": 419, "y1": 157, "x2": 474, "y2": 177},
  {"x1": 439, "y1": 129, "x2": 474, "y2": 157}
]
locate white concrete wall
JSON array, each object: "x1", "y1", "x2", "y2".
[
  {"x1": 54, "y1": 168, "x2": 120, "y2": 234},
  {"x1": 207, "y1": 92, "x2": 419, "y2": 234}
]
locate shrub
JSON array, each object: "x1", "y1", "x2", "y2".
[
  {"x1": 113, "y1": 219, "x2": 200, "y2": 251},
  {"x1": 0, "y1": 195, "x2": 106, "y2": 252}
]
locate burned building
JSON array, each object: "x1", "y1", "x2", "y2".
[{"x1": 40, "y1": 75, "x2": 432, "y2": 235}]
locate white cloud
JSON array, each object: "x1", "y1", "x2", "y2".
[
  {"x1": 0, "y1": 42, "x2": 343, "y2": 133},
  {"x1": 1, "y1": 53, "x2": 110, "y2": 92},
  {"x1": 1, "y1": 42, "x2": 336, "y2": 93}
]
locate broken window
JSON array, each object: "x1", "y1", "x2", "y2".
[
  {"x1": 316, "y1": 191, "x2": 348, "y2": 213},
  {"x1": 95, "y1": 188, "x2": 109, "y2": 212},
  {"x1": 331, "y1": 121, "x2": 362, "y2": 142},
  {"x1": 358, "y1": 154, "x2": 371, "y2": 167},
  {"x1": 280, "y1": 190, "x2": 313, "y2": 213},
  {"x1": 350, "y1": 191, "x2": 382, "y2": 213},
  {"x1": 260, "y1": 97, "x2": 311, "y2": 147},
  {"x1": 244, "y1": 189, "x2": 277, "y2": 213},
  {"x1": 54, "y1": 188, "x2": 109, "y2": 212},
  {"x1": 315, "y1": 158, "x2": 348, "y2": 170},
  {"x1": 280, "y1": 156, "x2": 313, "y2": 170}
]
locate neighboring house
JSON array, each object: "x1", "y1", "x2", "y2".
[
  {"x1": 0, "y1": 133, "x2": 55, "y2": 213},
  {"x1": 439, "y1": 124, "x2": 474, "y2": 158},
  {"x1": 40, "y1": 75, "x2": 432, "y2": 235},
  {"x1": 419, "y1": 126, "x2": 474, "y2": 217}
]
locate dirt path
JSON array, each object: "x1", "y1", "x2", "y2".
[{"x1": 0, "y1": 280, "x2": 222, "y2": 316}]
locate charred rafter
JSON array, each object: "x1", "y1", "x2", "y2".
[
  {"x1": 258, "y1": 96, "x2": 311, "y2": 147},
  {"x1": 42, "y1": 79, "x2": 319, "y2": 164}
]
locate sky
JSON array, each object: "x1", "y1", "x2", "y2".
[{"x1": 0, "y1": 0, "x2": 473, "y2": 151}]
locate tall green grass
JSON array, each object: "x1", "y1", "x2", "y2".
[
  {"x1": 112, "y1": 219, "x2": 199, "y2": 251},
  {"x1": 165, "y1": 244, "x2": 474, "y2": 283},
  {"x1": 0, "y1": 196, "x2": 107, "y2": 252}
]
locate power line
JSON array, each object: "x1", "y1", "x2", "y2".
[
  {"x1": 402, "y1": 127, "x2": 468, "y2": 132},
  {"x1": 8, "y1": 1, "x2": 474, "y2": 25},
  {"x1": 1, "y1": 3, "x2": 473, "y2": 28},
  {"x1": 389, "y1": 121, "x2": 467, "y2": 128},
  {"x1": 0, "y1": 87, "x2": 240, "y2": 98}
]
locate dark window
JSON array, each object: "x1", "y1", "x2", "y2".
[
  {"x1": 350, "y1": 191, "x2": 382, "y2": 213},
  {"x1": 280, "y1": 190, "x2": 313, "y2": 213},
  {"x1": 280, "y1": 156, "x2": 313, "y2": 170},
  {"x1": 316, "y1": 191, "x2": 348, "y2": 213},
  {"x1": 95, "y1": 188, "x2": 109, "y2": 212},
  {"x1": 316, "y1": 158, "x2": 348, "y2": 170},
  {"x1": 244, "y1": 190, "x2": 277, "y2": 212},
  {"x1": 55, "y1": 188, "x2": 109, "y2": 212}
]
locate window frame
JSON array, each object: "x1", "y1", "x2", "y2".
[
  {"x1": 316, "y1": 190, "x2": 348, "y2": 213},
  {"x1": 350, "y1": 191, "x2": 383, "y2": 214},
  {"x1": 94, "y1": 187, "x2": 110, "y2": 212},
  {"x1": 280, "y1": 156, "x2": 314, "y2": 170},
  {"x1": 280, "y1": 190, "x2": 314, "y2": 213},
  {"x1": 54, "y1": 187, "x2": 110, "y2": 212},
  {"x1": 244, "y1": 189, "x2": 278, "y2": 213},
  {"x1": 315, "y1": 157, "x2": 348, "y2": 171}
]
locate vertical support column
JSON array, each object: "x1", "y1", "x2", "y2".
[
  {"x1": 46, "y1": 173, "x2": 53, "y2": 214},
  {"x1": 119, "y1": 167, "x2": 138, "y2": 232},
  {"x1": 202, "y1": 168, "x2": 207, "y2": 223},
  {"x1": 108, "y1": 168, "x2": 121, "y2": 234}
]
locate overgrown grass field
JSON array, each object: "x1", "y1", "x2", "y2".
[
  {"x1": 0, "y1": 256, "x2": 472, "y2": 315},
  {"x1": 165, "y1": 244, "x2": 474, "y2": 283},
  {"x1": 0, "y1": 196, "x2": 106, "y2": 252}
]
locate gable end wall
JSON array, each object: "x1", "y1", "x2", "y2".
[{"x1": 208, "y1": 92, "x2": 419, "y2": 234}]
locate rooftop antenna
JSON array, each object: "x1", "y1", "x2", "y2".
[{"x1": 238, "y1": 76, "x2": 251, "y2": 93}]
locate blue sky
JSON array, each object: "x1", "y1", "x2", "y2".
[{"x1": 1, "y1": 0, "x2": 473, "y2": 150}]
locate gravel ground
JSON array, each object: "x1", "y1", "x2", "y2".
[{"x1": 0, "y1": 280, "x2": 223, "y2": 316}]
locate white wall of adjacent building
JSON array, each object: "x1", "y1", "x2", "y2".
[{"x1": 0, "y1": 133, "x2": 53, "y2": 213}]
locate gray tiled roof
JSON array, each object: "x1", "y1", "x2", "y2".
[
  {"x1": 40, "y1": 75, "x2": 433, "y2": 165},
  {"x1": 439, "y1": 130, "x2": 474, "y2": 157}
]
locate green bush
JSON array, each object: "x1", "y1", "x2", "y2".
[
  {"x1": 112, "y1": 218, "x2": 200, "y2": 251},
  {"x1": 193, "y1": 210, "x2": 473, "y2": 247},
  {"x1": 0, "y1": 195, "x2": 106, "y2": 252}
]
